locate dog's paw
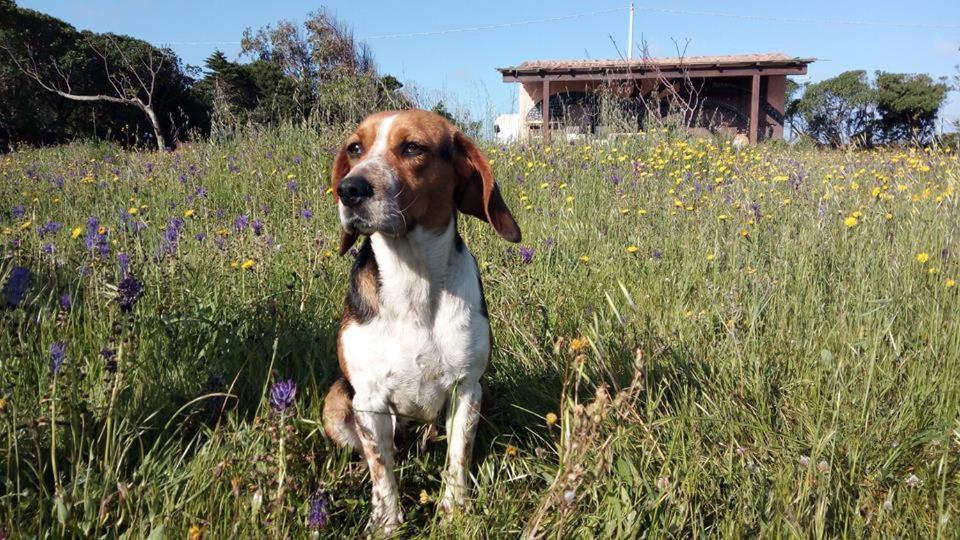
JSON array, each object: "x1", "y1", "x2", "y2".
[{"x1": 439, "y1": 487, "x2": 467, "y2": 517}]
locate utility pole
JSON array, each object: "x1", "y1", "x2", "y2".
[{"x1": 627, "y1": 2, "x2": 634, "y2": 60}]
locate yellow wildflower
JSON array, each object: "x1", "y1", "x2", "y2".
[
  {"x1": 844, "y1": 216, "x2": 858, "y2": 228},
  {"x1": 184, "y1": 209, "x2": 195, "y2": 218},
  {"x1": 127, "y1": 207, "x2": 138, "y2": 215},
  {"x1": 578, "y1": 255, "x2": 589, "y2": 263},
  {"x1": 505, "y1": 444, "x2": 519, "y2": 458},
  {"x1": 706, "y1": 254, "x2": 715, "y2": 262},
  {"x1": 947, "y1": 279, "x2": 957, "y2": 288},
  {"x1": 419, "y1": 490, "x2": 430, "y2": 504},
  {"x1": 241, "y1": 259, "x2": 255, "y2": 270},
  {"x1": 188, "y1": 524, "x2": 205, "y2": 540},
  {"x1": 19, "y1": 220, "x2": 31, "y2": 230},
  {"x1": 71, "y1": 227, "x2": 83, "y2": 239},
  {"x1": 626, "y1": 245, "x2": 638, "y2": 254},
  {"x1": 915, "y1": 252, "x2": 930, "y2": 264},
  {"x1": 569, "y1": 337, "x2": 589, "y2": 353},
  {"x1": 545, "y1": 412, "x2": 558, "y2": 426}
]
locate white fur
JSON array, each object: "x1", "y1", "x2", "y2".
[
  {"x1": 338, "y1": 113, "x2": 404, "y2": 235},
  {"x1": 340, "y1": 217, "x2": 489, "y2": 530},
  {"x1": 370, "y1": 114, "x2": 396, "y2": 156}
]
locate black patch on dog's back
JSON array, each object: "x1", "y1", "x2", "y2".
[
  {"x1": 474, "y1": 256, "x2": 489, "y2": 318},
  {"x1": 345, "y1": 237, "x2": 379, "y2": 324}
]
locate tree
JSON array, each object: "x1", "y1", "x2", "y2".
[
  {"x1": 0, "y1": 2, "x2": 208, "y2": 151},
  {"x1": 874, "y1": 72, "x2": 949, "y2": 144},
  {"x1": 794, "y1": 71, "x2": 876, "y2": 147},
  {"x1": 784, "y1": 77, "x2": 803, "y2": 139},
  {"x1": 238, "y1": 9, "x2": 408, "y2": 124},
  {"x1": 3, "y1": 33, "x2": 169, "y2": 150},
  {"x1": 431, "y1": 101, "x2": 481, "y2": 138}
]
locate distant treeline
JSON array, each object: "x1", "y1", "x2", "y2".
[
  {"x1": 0, "y1": 0, "x2": 410, "y2": 151},
  {"x1": 786, "y1": 70, "x2": 954, "y2": 147}
]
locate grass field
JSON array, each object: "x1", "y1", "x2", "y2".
[{"x1": 1, "y1": 125, "x2": 959, "y2": 538}]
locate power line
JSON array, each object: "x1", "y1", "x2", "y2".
[
  {"x1": 358, "y1": 7, "x2": 629, "y2": 39},
  {"x1": 634, "y1": 5, "x2": 960, "y2": 30},
  {"x1": 161, "y1": 6, "x2": 629, "y2": 45},
  {"x1": 163, "y1": 41, "x2": 240, "y2": 46},
  {"x1": 161, "y1": 4, "x2": 958, "y2": 47}
]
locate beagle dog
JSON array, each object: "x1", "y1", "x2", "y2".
[{"x1": 322, "y1": 109, "x2": 520, "y2": 533}]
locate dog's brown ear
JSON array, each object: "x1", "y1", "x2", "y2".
[
  {"x1": 331, "y1": 145, "x2": 359, "y2": 255},
  {"x1": 453, "y1": 132, "x2": 521, "y2": 243}
]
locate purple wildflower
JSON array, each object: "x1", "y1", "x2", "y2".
[
  {"x1": 252, "y1": 220, "x2": 264, "y2": 236},
  {"x1": 544, "y1": 237, "x2": 555, "y2": 249},
  {"x1": 195, "y1": 186, "x2": 208, "y2": 198},
  {"x1": 3, "y1": 266, "x2": 30, "y2": 308},
  {"x1": 11, "y1": 205, "x2": 25, "y2": 218},
  {"x1": 293, "y1": 155, "x2": 302, "y2": 165},
  {"x1": 162, "y1": 218, "x2": 183, "y2": 254},
  {"x1": 652, "y1": 248, "x2": 663, "y2": 261},
  {"x1": 307, "y1": 489, "x2": 330, "y2": 528},
  {"x1": 100, "y1": 347, "x2": 117, "y2": 372},
  {"x1": 300, "y1": 208, "x2": 313, "y2": 220},
  {"x1": 194, "y1": 232, "x2": 207, "y2": 242},
  {"x1": 42, "y1": 243, "x2": 54, "y2": 254},
  {"x1": 50, "y1": 342, "x2": 66, "y2": 375},
  {"x1": 84, "y1": 217, "x2": 109, "y2": 258},
  {"x1": 37, "y1": 221, "x2": 62, "y2": 238},
  {"x1": 118, "y1": 252, "x2": 131, "y2": 275},
  {"x1": 269, "y1": 379, "x2": 297, "y2": 412},
  {"x1": 234, "y1": 214, "x2": 249, "y2": 232},
  {"x1": 520, "y1": 246, "x2": 535, "y2": 264},
  {"x1": 117, "y1": 274, "x2": 143, "y2": 312},
  {"x1": 59, "y1": 293, "x2": 72, "y2": 312},
  {"x1": 287, "y1": 180, "x2": 298, "y2": 192}
]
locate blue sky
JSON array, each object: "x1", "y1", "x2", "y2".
[{"x1": 18, "y1": 0, "x2": 960, "y2": 127}]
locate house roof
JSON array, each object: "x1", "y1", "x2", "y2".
[{"x1": 497, "y1": 53, "x2": 815, "y2": 78}]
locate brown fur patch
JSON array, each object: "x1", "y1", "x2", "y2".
[{"x1": 322, "y1": 377, "x2": 360, "y2": 449}]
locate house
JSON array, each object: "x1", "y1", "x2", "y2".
[{"x1": 497, "y1": 53, "x2": 814, "y2": 143}]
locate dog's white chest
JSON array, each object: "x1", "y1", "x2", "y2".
[{"x1": 339, "y1": 227, "x2": 490, "y2": 422}]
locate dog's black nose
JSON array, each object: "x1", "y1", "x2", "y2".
[{"x1": 337, "y1": 176, "x2": 374, "y2": 208}]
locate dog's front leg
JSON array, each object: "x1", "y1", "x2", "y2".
[
  {"x1": 353, "y1": 395, "x2": 403, "y2": 534},
  {"x1": 440, "y1": 381, "x2": 482, "y2": 514}
]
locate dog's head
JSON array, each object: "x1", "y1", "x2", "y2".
[{"x1": 331, "y1": 109, "x2": 520, "y2": 254}]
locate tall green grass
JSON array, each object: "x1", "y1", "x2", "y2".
[{"x1": 1, "y1": 126, "x2": 959, "y2": 538}]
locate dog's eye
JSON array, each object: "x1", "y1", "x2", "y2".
[
  {"x1": 346, "y1": 142, "x2": 362, "y2": 158},
  {"x1": 401, "y1": 142, "x2": 424, "y2": 157}
]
